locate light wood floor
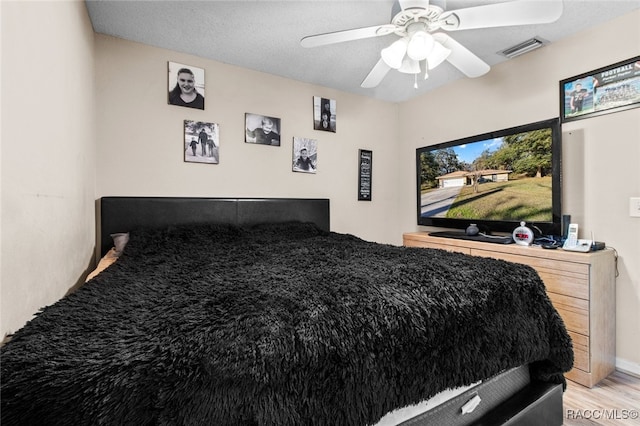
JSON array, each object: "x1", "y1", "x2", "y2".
[{"x1": 563, "y1": 371, "x2": 640, "y2": 425}]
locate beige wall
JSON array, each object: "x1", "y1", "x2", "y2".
[
  {"x1": 1, "y1": 0, "x2": 96, "y2": 338},
  {"x1": 94, "y1": 35, "x2": 401, "y2": 244},
  {"x1": 398, "y1": 11, "x2": 640, "y2": 374}
]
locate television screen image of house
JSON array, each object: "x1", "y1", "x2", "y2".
[{"x1": 419, "y1": 128, "x2": 553, "y2": 222}]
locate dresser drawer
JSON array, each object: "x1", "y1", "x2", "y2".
[
  {"x1": 468, "y1": 249, "x2": 590, "y2": 276},
  {"x1": 404, "y1": 240, "x2": 471, "y2": 255},
  {"x1": 554, "y1": 306, "x2": 589, "y2": 336},
  {"x1": 538, "y1": 272, "x2": 589, "y2": 300},
  {"x1": 568, "y1": 330, "x2": 589, "y2": 352},
  {"x1": 572, "y1": 345, "x2": 590, "y2": 372},
  {"x1": 547, "y1": 292, "x2": 589, "y2": 313}
]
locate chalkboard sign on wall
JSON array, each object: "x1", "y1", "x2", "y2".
[{"x1": 358, "y1": 150, "x2": 372, "y2": 201}]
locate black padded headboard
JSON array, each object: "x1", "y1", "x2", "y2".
[{"x1": 98, "y1": 197, "x2": 330, "y2": 256}]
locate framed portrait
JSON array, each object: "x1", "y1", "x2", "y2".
[
  {"x1": 245, "y1": 113, "x2": 281, "y2": 146},
  {"x1": 184, "y1": 120, "x2": 219, "y2": 164},
  {"x1": 560, "y1": 56, "x2": 640, "y2": 122},
  {"x1": 313, "y1": 96, "x2": 336, "y2": 132},
  {"x1": 358, "y1": 150, "x2": 372, "y2": 201},
  {"x1": 292, "y1": 137, "x2": 317, "y2": 174},
  {"x1": 168, "y1": 61, "x2": 205, "y2": 110}
]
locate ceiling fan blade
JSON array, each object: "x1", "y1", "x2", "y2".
[
  {"x1": 439, "y1": 0, "x2": 563, "y2": 31},
  {"x1": 361, "y1": 58, "x2": 392, "y2": 88},
  {"x1": 433, "y1": 33, "x2": 490, "y2": 78},
  {"x1": 399, "y1": 0, "x2": 430, "y2": 11},
  {"x1": 301, "y1": 24, "x2": 396, "y2": 48}
]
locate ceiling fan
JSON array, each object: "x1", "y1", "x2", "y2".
[{"x1": 301, "y1": 0, "x2": 563, "y2": 88}]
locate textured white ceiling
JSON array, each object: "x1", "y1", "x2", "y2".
[{"x1": 85, "y1": 0, "x2": 640, "y2": 103}]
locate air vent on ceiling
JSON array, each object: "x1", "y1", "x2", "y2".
[{"x1": 498, "y1": 37, "x2": 549, "y2": 59}]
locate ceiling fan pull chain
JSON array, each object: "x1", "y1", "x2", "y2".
[{"x1": 414, "y1": 73, "x2": 418, "y2": 89}]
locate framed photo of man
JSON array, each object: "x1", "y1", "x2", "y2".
[
  {"x1": 184, "y1": 120, "x2": 219, "y2": 164},
  {"x1": 245, "y1": 113, "x2": 281, "y2": 146},
  {"x1": 168, "y1": 61, "x2": 205, "y2": 110},
  {"x1": 313, "y1": 96, "x2": 336, "y2": 132}
]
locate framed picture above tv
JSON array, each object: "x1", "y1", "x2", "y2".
[
  {"x1": 560, "y1": 56, "x2": 640, "y2": 123},
  {"x1": 416, "y1": 118, "x2": 562, "y2": 237}
]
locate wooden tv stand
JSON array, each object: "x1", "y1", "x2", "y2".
[{"x1": 403, "y1": 232, "x2": 616, "y2": 388}]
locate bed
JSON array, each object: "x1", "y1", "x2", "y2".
[{"x1": 1, "y1": 197, "x2": 573, "y2": 426}]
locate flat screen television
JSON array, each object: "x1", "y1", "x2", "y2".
[{"x1": 416, "y1": 118, "x2": 562, "y2": 236}]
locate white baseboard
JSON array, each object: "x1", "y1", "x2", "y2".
[{"x1": 616, "y1": 357, "x2": 640, "y2": 378}]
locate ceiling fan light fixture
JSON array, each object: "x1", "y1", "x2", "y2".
[
  {"x1": 302, "y1": 0, "x2": 563, "y2": 89},
  {"x1": 406, "y1": 30, "x2": 434, "y2": 61},
  {"x1": 381, "y1": 38, "x2": 408, "y2": 69},
  {"x1": 426, "y1": 41, "x2": 451, "y2": 70},
  {"x1": 399, "y1": 57, "x2": 421, "y2": 74}
]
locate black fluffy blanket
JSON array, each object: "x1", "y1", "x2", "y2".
[{"x1": 1, "y1": 223, "x2": 573, "y2": 426}]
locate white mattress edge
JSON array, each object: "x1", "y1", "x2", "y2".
[{"x1": 372, "y1": 381, "x2": 481, "y2": 426}]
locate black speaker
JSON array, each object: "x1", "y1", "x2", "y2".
[{"x1": 562, "y1": 215, "x2": 571, "y2": 239}]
